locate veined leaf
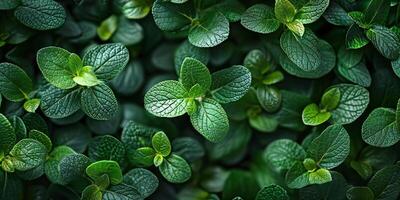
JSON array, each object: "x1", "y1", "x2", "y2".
[
  {"x1": 0, "y1": 62, "x2": 32, "y2": 101},
  {"x1": 240, "y1": 4, "x2": 280, "y2": 34}
]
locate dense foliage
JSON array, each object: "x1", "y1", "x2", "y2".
[{"x1": 0, "y1": 0, "x2": 400, "y2": 199}]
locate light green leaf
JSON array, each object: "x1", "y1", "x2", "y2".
[
  {"x1": 180, "y1": 57, "x2": 211, "y2": 93},
  {"x1": 329, "y1": 84, "x2": 369, "y2": 124},
  {"x1": 263, "y1": 71, "x2": 284, "y2": 85},
  {"x1": 255, "y1": 185, "x2": 289, "y2": 200},
  {"x1": 151, "y1": 0, "x2": 193, "y2": 31},
  {"x1": 40, "y1": 85, "x2": 81, "y2": 119},
  {"x1": 122, "y1": 0, "x2": 151, "y2": 19},
  {"x1": 264, "y1": 139, "x2": 306, "y2": 171},
  {"x1": 256, "y1": 86, "x2": 282, "y2": 112},
  {"x1": 82, "y1": 184, "x2": 102, "y2": 200},
  {"x1": 129, "y1": 147, "x2": 156, "y2": 167},
  {"x1": 152, "y1": 131, "x2": 171, "y2": 157},
  {"x1": 189, "y1": 98, "x2": 229, "y2": 142},
  {"x1": 321, "y1": 88, "x2": 341, "y2": 111},
  {"x1": 9, "y1": 138, "x2": 47, "y2": 171},
  {"x1": 86, "y1": 160, "x2": 122, "y2": 185},
  {"x1": 188, "y1": 11, "x2": 230, "y2": 48},
  {"x1": 29, "y1": 130, "x2": 52, "y2": 153},
  {"x1": 73, "y1": 66, "x2": 102, "y2": 87},
  {"x1": 123, "y1": 168, "x2": 159, "y2": 198},
  {"x1": 153, "y1": 154, "x2": 163, "y2": 167},
  {"x1": 0, "y1": 113, "x2": 16, "y2": 154},
  {"x1": 346, "y1": 24, "x2": 369, "y2": 49},
  {"x1": 80, "y1": 84, "x2": 119, "y2": 120},
  {"x1": 23, "y1": 98, "x2": 40, "y2": 113},
  {"x1": 240, "y1": 4, "x2": 280, "y2": 34},
  {"x1": 210, "y1": 65, "x2": 251, "y2": 104},
  {"x1": 14, "y1": 0, "x2": 66, "y2": 30},
  {"x1": 44, "y1": 145, "x2": 76, "y2": 184},
  {"x1": 366, "y1": 25, "x2": 400, "y2": 60},
  {"x1": 296, "y1": 0, "x2": 329, "y2": 24},
  {"x1": 0, "y1": 62, "x2": 32, "y2": 101},
  {"x1": 274, "y1": 0, "x2": 296, "y2": 23},
  {"x1": 144, "y1": 80, "x2": 189, "y2": 117},
  {"x1": 82, "y1": 43, "x2": 129, "y2": 80},
  {"x1": 302, "y1": 103, "x2": 331, "y2": 126},
  {"x1": 280, "y1": 29, "x2": 321, "y2": 71},
  {"x1": 308, "y1": 168, "x2": 332, "y2": 184},
  {"x1": 36, "y1": 47, "x2": 76, "y2": 89},
  {"x1": 97, "y1": 15, "x2": 118, "y2": 41},
  {"x1": 307, "y1": 125, "x2": 350, "y2": 169},
  {"x1": 159, "y1": 154, "x2": 191, "y2": 183},
  {"x1": 362, "y1": 108, "x2": 400, "y2": 147},
  {"x1": 286, "y1": 20, "x2": 304, "y2": 37},
  {"x1": 88, "y1": 135, "x2": 126, "y2": 166}
]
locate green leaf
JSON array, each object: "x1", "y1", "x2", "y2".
[
  {"x1": 0, "y1": 114, "x2": 15, "y2": 154},
  {"x1": 223, "y1": 170, "x2": 260, "y2": 200},
  {"x1": 276, "y1": 90, "x2": 311, "y2": 131},
  {"x1": 144, "y1": 80, "x2": 189, "y2": 117},
  {"x1": 264, "y1": 139, "x2": 306, "y2": 171},
  {"x1": 97, "y1": 15, "x2": 118, "y2": 41},
  {"x1": 256, "y1": 86, "x2": 282, "y2": 112},
  {"x1": 23, "y1": 98, "x2": 40, "y2": 113},
  {"x1": 9, "y1": 138, "x2": 47, "y2": 171},
  {"x1": 263, "y1": 71, "x2": 284, "y2": 85},
  {"x1": 280, "y1": 29, "x2": 321, "y2": 71},
  {"x1": 151, "y1": 0, "x2": 193, "y2": 31},
  {"x1": 122, "y1": 0, "x2": 151, "y2": 19},
  {"x1": 103, "y1": 183, "x2": 141, "y2": 199},
  {"x1": 73, "y1": 66, "x2": 102, "y2": 87},
  {"x1": 36, "y1": 47, "x2": 76, "y2": 89},
  {"x1": 174, "y1": 40, "x2": 210, "y2": 74},
  {"x1": 188, "y1": 11, "x2": 230, "y2": 48},
  {"x1": 307, "y1": 125, "x2": 350, "y2": 169},
  {"x1": 362, "y1": 108, "x2": 400, "y2": 147},
  {"x1": 152, "y1": 131, "x2": 171, "y2": 157},
  {"x1": 329, "y1": 84, "x2": 370, "y2": 124},
  {"x1": 274, "y1": 0, "x2": 296, "y2": 23},
  {"x1": 255, "y1": 185, "x2": 289, "y2": 200},
  {"x1": 240, "y1": 4, "x2": 280, "y2": 34},
  {"x1": 321, "y1": 88, "x2": 341, "y2": 111},
  {"x1": 172, "y1": 137, "x2": 205, "y2": 162},
  {"x1": 189, "y1": 98, "x2": 229, "y2": 142},
  {"x1": 285, "y1": 161, "x2": 310, "y2": 189},
  {"x1": 296, "y1": 0, "x2": 329, "y2": 24},
  {"x1": 86, "y1": 160, "x2": 123, "y2": 185},
  {"x1": 123, "y1": 168, "x2": 159, "y2": 198},
  {"x1": 14, "y1": 0, "x2": 66, "y2": 30},
  {"x1": 159, "y1": 154, "x2": 191, "y2": 183},
  {"x1": 346, "y1": 187, "x2": 375, "y2": 200},
  {"x1": 368, "y1": 165, "x2": 400, "y2": 200},
  {"x1": 249, "y1": 114, "x2": 279, "y2": 133},
  {"x1": 180, "y1": 57, "x2": 211, "y2": 93},
  {"x1": 364, "y1": 0, "x2": 390, "y2": 25},
  {"x1": 346, "y1": 24, "x2": 369, "y2": 49},
  {"x1": 8, "y1": 116, "x2": 26, "y2": 141},
  {"x1": 302, "y1": 103, "x2": 331, "y2": 126},
  {"x1": 0, "y1": 62, "x2": 32, "y2": 101},
  {"x1": 80, "y1": 84, "x2": 119, "y2": 120},
  {"x1": 323, "y1": 1, "x2": 353, "y2": 26},
  {"x1": 338, "y1": 62, "x2": 372, "y2": 87},
  {"x1": 0, "y1": 0, "x2": 19, "y2": 10},
  {"x1": 366, "y1": 25, "x2": 400, "y2": 60},
  {"x1": 40, "y1": 85, "x2": 81, "y2": 119},
  {"x1": 88, "y1": 135, "x2": 126, "y2": 166},
  {"x1": 299, "y1": 172, "x2": 348, "y2": 199},
  {"x1": 337, "y1": 46, "x2": 363, "y2": 68},
  {"x1": 111, "y1": 17, "x2": 143, "y2": 46},
  {"x1": 210, "y1": 65, "x2": 252, "y2": 104},
  {"x1": 153, "y1": 154, "x2": 163, "y2": 167},
  {"x1": 286, "y1": 20, "x2": 304, "y2": 36},
  {"x1": 82, "y1": 43, "x2": 129, "y2": 80},
  {"x1": 308, "y1": 168, "x2": 332, "y2": 184},
  {"x1": 59, "y1": 153, "x2": 91, "y2": 184},
  {"x1": 81, "y1": 184, "x2": 102, "y2": 200},
  {"x1": 111, "y1": 60, "x2": 144, "y2": 95},
  {"x1": 129, "y1": 147, "x2": 156, "y2": 167},
  {"x1": 29, "y1": 130, "x2": 52, "y2": 153},
  {"x1": 44, "y1": 145, "x2": 76, "y2": 184}
]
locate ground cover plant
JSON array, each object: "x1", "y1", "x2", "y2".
[{"x1": 1, "y1": 0, "x2": 400, "y2": 199}]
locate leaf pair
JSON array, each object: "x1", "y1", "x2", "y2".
[
  {"x1": 264, "y1": 124, "x2": 350, "y2": 189},
  {"x1": 302, "y1": 84, "x2": 369, "y2": 126},
  {"x1": 37, "y1": 43, "x2": 129, "y2": 120},
  {"x1": 145, "y1": 57, "x2": 251, "y2": 142},
  {"x1": 0, "y1": 62, "x2": 40, "y2": 112},
  {"x1": 241, "y1": 0, "x2": 329, "y2": 37}
]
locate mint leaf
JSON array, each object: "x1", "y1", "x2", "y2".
[
  {"x1": 286, "y1": 20, "x2": 304, "y2": 36},
  {"x1": 40, "y1": 85, "x2": 81, "y2": 119},
  {"x1": 256, "y1": 86, "x2": 282, "y2": 112},
  {"x1": 323, "y1": 1, "x2": 353, "y2": 26},
  {"x1": 302, "y1": 103, "x2": 331, "y2": 126},
  {"x1": 296, "y1": 0, "x2": 329, "y2": 24},
  {"x1": 280, "y1": 29, "x2": 321, "y2": 71},
  {"x1": 122, "y1": 0, "x2": 151, "y2": 19},
  {"x1": 23, "y1": 98, "x2": 41, "y2": 113},
  {"x1": 0, "y1": 113, "x2": 16, "y2": 154},
  {"x1": 255, "y1": 185, "x2": 289, "y2": 200},
  {"x1": 44, "y1": 145, "x2": 76, "y2": 184},
  {"x1": 152, "y1": 131, "x2": 171, "y2": 157},
  {"x1": 80, "y1": 84, "x2": 119, "y2": 120},
  {"x1": 362, "y1": 108, "x2": 400, "y2": 147},
  {"x1": 366, "y1": 25, "x2": 400, "y2": 60},
  {"x1": 346, "y1": 24, "x2": 369, "y2": 49},
  {"x1": 28, "y1": 130, "x2": 52, "y2": 153},
  {"x1": 274, "y1": 0, "x2": 296, "y2": 23},
  {"x1": 321, "y1": 88, "x2": 341, "y2": 111},
  {"x1": 307, "y1": 125, "x2": 350, "y2": 169},
  {"x1": 264, "y1": 139, "x2": 306, "y2": 171},
  {"x1": 9, "y1": 138, "x2": 47, "y2": 171},
  {"x1": 123, "y1": 168, "x2": 159, "y2": 198},
  {"x1": 189, "y1": 98, "x2": 229, "y2": 142},
  {"x1": 144, "y1": 80, "x2": 189, "y2": 117},
  {"x1": 97, "y1": 15, "x2": 118, "y2": 41},
  {"x1": 240, "y1": 4, "x2": 280, "y2": 34},
  {"x1": 174, "y1": 40, "x2": 210, "y2": 74},
  {"x1": 103, "y1": 183, "x2": 141, "y2": 199},
  {"x1": 346, "y1": 187, "x2": 375, "y2": 200},
  {"x1": 210, "y1": 65, "x2": 251, "y2": 104},
  {"x1": 82, "y1": 43, "x2": 129, "y2": 80},
  {"x1": 14, "y1": 0, "x2": 66, "y2": 30},
  {"x1": 0, "y1": 62, "x2": 32, "y2": 101},
  {"x1": 368, "y1": 165, "x2": 400, "y2": 200},
  {"x1": 188, "y1": 11, "x2": 229, "y2": 48},
  {"x1": 338, "y1": 62, "x2": 372, "y2": 87},
  {"x1": 151, "y1": 0, "x2": 193, "y2": 31},
  {"x1": 308, "y1": 168, "x2": 332, "y2": 184},
  {"x1": 59, "y1": 154, "x2": 91, "y2": 184},
  {"x1": 88, "y1": 135, "x2": 126, "y2": 166},
  {"x1": 86, "y1": 160, "x2": 123, "y2": 185},
  {"x1": 285, "y1": 161, "x2": 310, "y2": 189},
  {"x1": 249, "y1": 114, "x2": 279, "y2": 133},
  {"x1": 159, "y1": 154, "x2": 191, "y2": 183},
  {"x1": 0, "y1": 0, "x2": 19, "y2": 10},
  {"x1": 81, "y1": 184, "x2": 102, "y2": 200},
  {"x1": 180, "y1": 57, "x2": 211, "y2": 93}
]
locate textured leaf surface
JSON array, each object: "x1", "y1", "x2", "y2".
[
  {"x1": 255, "y1": 185, "x2": 289, "y2": 200},
  {"x1": 302, "y1": 103, "x2": 331, "y2": 126},
  {"x1": 122, "y1": 0, "x2": 151, "y2": 19},
  {"x1": 152, "y1": 0, "x2": 193, "y2": 31},
  {"x1": 40, "y1": 85, "x2": 81, "y2": 119},
  {"x1": 44, "y1": 145, "x2": 76, "y2": 184},
  {"x1": 296, "y1": 0, "x2": 329, "y2": 24},
  {"x1": 240, "y1": 4, "x2": 280, "y2": 34},
  {"x1": 88, "y1": 135, "x2": 126, "y2": 166},
  {"x1": 174, "y1": 40, "x2": 210, "y2": 74},
  {"x1": 0, "y1": 113, "x2": 16, "y2": 153},
  {"x1": 152, "y1": 131, "x2": 171, "y2": 156},
  {"x1": 86, "y1": 160, "x2": 123, "y2": 185},
  {"x1": 14, "y1": 0, "x2": 66, "y2": 30},
  {"x1": 366, "y1": 25, "x2": 400, "y2": 60},
  {"x1": 0, "y1": 62, "x2": 32, "y2": 101},
  {"x1": 10, "y1": 138, "x2": 47, "y2": 171},
  {"x1": 103, "y1": 183, "x2": 141, "y2": 200},
  {"x1": 189, "y1": 98, "x2": 229, "y2": 142},
  {"x1": 81, "y1": 84, "x2": 119, "y2": 120},
  {"x1": 29, "y1": 130, "x2": 52, "y2": 153},
  {"x1": 256, "y1": 86, "x2": 282, "y2": 112},
  {"x1": 159, "y1": 154, "x2": 191, "y2": 183},
  {"x1": 59, "y1": 154, "x2": 91, "y2": 184},
  {"x1": 180, "y1": 57, "x2": 211, "y2": 93},
  {"x1": 323, "y1": 1, "x2": 353, "y2": 26},
  {"x1": 123, "y1": 168, "x2": 159, "y2": 198},
  {"x1": 338, "y1": 62, "x2": 371, "y2": 87},
  {"x1": 264, "y1": 139, "x2": 306, "y2": 171}
]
